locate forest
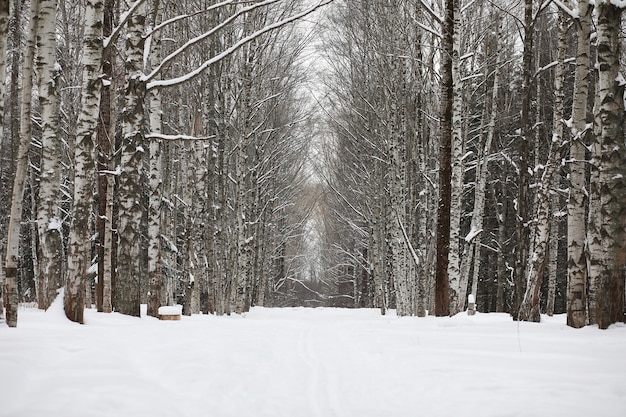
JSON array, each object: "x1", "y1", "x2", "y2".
[{"x1": 0, "y1": 0, "x2": 624, "y2": 329}]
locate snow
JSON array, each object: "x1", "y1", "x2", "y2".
[
  {"x1": 464, "y1": 227, "x2": 482, "y2": 243},
  {"x1": 1, "y1": 297, "x2": 625, "y2": 417},
  {"x1": 47, "y1": 217, "x2": 62, "y2": 231},
  {"x1": 157, "y1": 305, "x2": 182, "y2": 316},
  {"x1": 468, "y1": 294, "x2": 475, "y2": 304},
  {"x1": 596, "y1": 0, "x2": 626, "y2": 8}
]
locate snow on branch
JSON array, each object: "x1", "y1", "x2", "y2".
[
  {"x1": 464, "y1": 227, "x2": 482, "y2": 243},
  {"x1": 144, "y1": 0, "x2": 236, "y2": 38},
  {"x1": 603, "y1": 0, "x2": 626, "y2": 8},
  {"x1": 144, "y1": 0, "x2": 281, "y2": 83},
  {"x1": 419, "y1": 0, "x2": 443, "y2": 24},
  {"x1": 461, "y1": 0, "x2": 478, "y2": 14},
  {"x1": 146, "y1": 0, "x2": 333, "y2": 90},
  {"x1": 145, "y1": 133, "x2": 216, "y2": 141},
  {"x1": 534, "y1": 57, "x2": 576, "y2": 78},
  {"x1": 416, "y1": 21, "x2": 442, "y2": 38}
]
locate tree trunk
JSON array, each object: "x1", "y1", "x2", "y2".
[
  {"x1": 435, "y1": 0, "x2": 454, "y2": 317},
  {"x1": 116, "y1": 2, "x2": 147, "y2": 317},
  {"x1": 512, "y1": 0, "x2": 533, "y2": 320},
  {"x1": 36, "y1": 0, "x2": 63, "y2": 310},
  {"x1": 146, "y1": 0, "x2": 163, "y2": 318},
  {"x1": 0, "y1": 0, "x2": 9, "y2": 153},
  {"x1": 519, "y1": 11, "x2": 566, "y2": 322},
  {"x1": 546, "y1": 190, "x2": 559, "y2": 316},
  {"x1": 495, "y1": 193, "x2": 508, "y2": 312},
  {"x1": 64, "y1": 0, "x2": 105, "y2": 323},
  {"x1": 587, "y1": 3, "x2": 625, "y2": 330},
  {"x1": 4, "y1": 0, "x2": 39, "y2": 327},
  {"x1": 567, "y1": 0, "x2": 592, "y2": 328},
  {"x1": 447, "y1": 0, "x2": 463, "y2": 316},
  {"x1": 95, "y1": 0, "x2": 115, "y2": 314}
]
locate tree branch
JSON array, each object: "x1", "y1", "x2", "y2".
[{"x1": 146, "y1": 0, "x2": 334, "y2": 90}]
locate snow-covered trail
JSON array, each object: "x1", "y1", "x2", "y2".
[{"x1": 1, "y1": 302, "x2": 625, "y2": 417}]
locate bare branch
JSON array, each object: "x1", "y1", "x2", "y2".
[
  {"x1": 146, "y1": 0, "x2": 333, "y2": 90},
  {"x1": 144, "y1": 0, "x2": 281, "y2": 82}
]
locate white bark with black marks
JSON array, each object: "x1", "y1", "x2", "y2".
[
  {"x1": 36, "y1": 0, "x2": 63, "y2": 309},
  {"x1": 4, "y1": 0, "x2": 39, "y2": 327},
  {"x1": 567, "y1": 0, "x2": 592, "y2": 328},
  {"x1": 64, "y1": 0, "x2": 105, "y2": 324},
  {"x1": 116, "y1": 1, "x2": 147, "y2": 317},
  {"x1": 587, "y1": 3, "x2": 625, "y2": 330}
]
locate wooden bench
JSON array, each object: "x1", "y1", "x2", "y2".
[{"x1": 158, "y1": 305, "x2": 182, "y2": 321}]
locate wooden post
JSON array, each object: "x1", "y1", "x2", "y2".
[{"x1": 467, "y1": 294, "x2": 476, "y2": 316}]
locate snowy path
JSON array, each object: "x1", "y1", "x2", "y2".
[{"x1": 1, "y1": 302, "x2": 625, "y2": 417}]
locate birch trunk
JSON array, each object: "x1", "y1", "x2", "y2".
[
  {"x1": 36, "y1": 0, "x2": 63, "y2": 309},
  {"x1": 546, "y1": 191, "x2": 559, "y2": 316},
  {"x1": 64, "y1": 0, "x2": 104, "y2": 323},
  {"x1": 0, "y1": 0, "x2": 9, "y2": 151},
  {"x1": 233, "y1": 27, "x2": 256, "y2": 314},
  {"x1": 190, "y1": 112, "x2": 205, "y2": 315},
  {"x1": 587, "y1": 3, "x2": 625, "y2": 329},
  {"x1": 388, "y1": 134, "x2": 407, "y2": 315},
  {"x1": 0, "y1": 0, "x2": 9, "y2": 308},
  {"x1": 567, "y1": 0, "x2": 592, "y2": 328},
  {"x1": 388, "y1": 48, "x2": 409, "y2": 315},
  {"x1": 519, "y1": 12, "x2": 566, "y2": 322},
  {"x1": 116, "y1": 2, "x2": 146, "y2": 317},
  {"x1": 4, "y1": 0, "x2": 39, "y2": 327},
  {"x1": 447, "y1": 0, "x2": 464, "y2": 316},
  {"x1": 371, "y1": 189, "x2": 386, "y2": 315},
  {"x1": 146, "y1": 0, "x2": 163, "y2": 318}
]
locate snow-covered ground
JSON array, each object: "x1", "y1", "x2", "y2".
[{"x1": 1, "y1": 297, "x2": 625, "y2": 417}]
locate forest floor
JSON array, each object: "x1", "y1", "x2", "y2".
[{"x1": 1, "y1": 297, "x2": 625, "y2": 417}]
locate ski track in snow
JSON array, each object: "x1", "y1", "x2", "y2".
[
  {"x1": 1, "y1": 301, "x2": 625, "y2": 417},
  {"x1": 297, "y1": 323, "x2": 344, "y2": 417}
]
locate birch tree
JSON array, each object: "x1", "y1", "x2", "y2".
[
  {"x1": 36, "y1": 0, "x2": 63, "y2": 309},
  {"x1": 586, "y1": 2, "x2": 625, "y2": 329},
  {"x1": 566, "y1": 0, "x2": 592, "y2": 328},
  {"x1": 146, "y1": 0, "x2": 163, "y2": 318},
  {"x1": 64, "y1": 0, "x2": 105, "y2": 323},
  {"x1": 115, "y1": 0, "x2": 147, "y2": 317},
  {"x1": 446, "y1": 0, "x2": 465, "y2": 316},
  {"x1": 3, "y1": 0, "x2": 39, "y2": 327},
  {"x1": 0, "y1": 0, "x2": 9, "y2": 149}
]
